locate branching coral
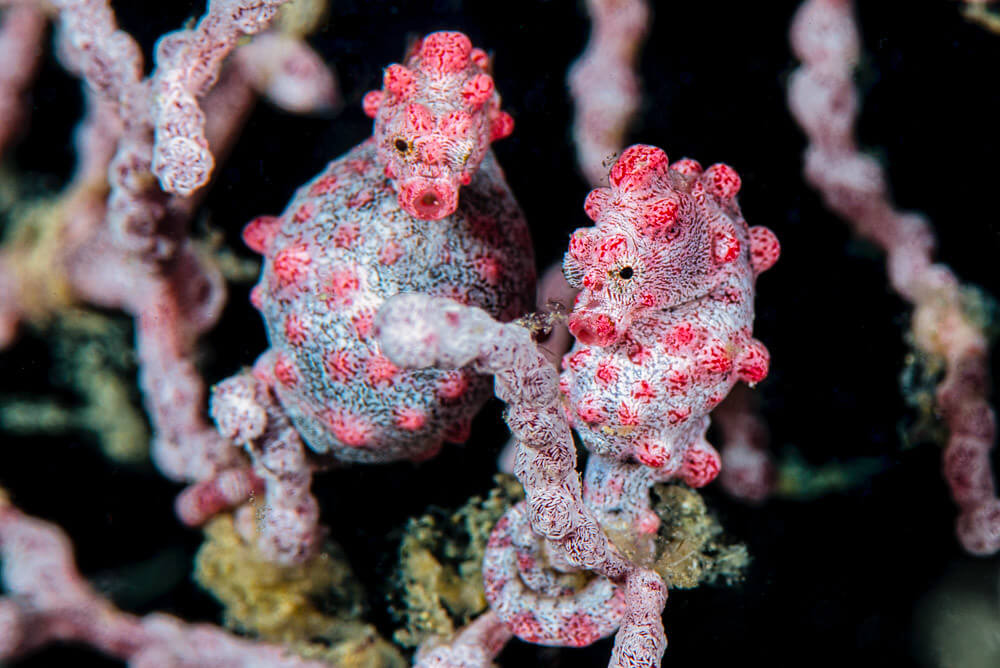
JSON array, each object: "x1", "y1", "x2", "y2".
[
  {"x1": 377, "y1": 144, "x2": 775, "y2": 666},
  {"x1": 789, "y1": 0, "x2": 1000, "y2": 555},
  {"x1": 0, "y1": 488, "x2": 335, "y2": 667},
  {"x1": 2, "y1": 1, "x2": 995, "y2": 666},
  {"x1": 211, "y1": 30, "x2": 535, "y2": 564},
  {"x1": 568, "y1": 0, "x2": 650, "y2": 186},
  {"x1": 0, "y1": 0, "x2": 339, "y2": 492}
]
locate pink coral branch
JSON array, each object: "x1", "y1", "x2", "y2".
[
  {"x1": 0, "y1": 495, "x2": 331, "y2": 666},
  {"x1": 414, "y1": 611, "x2": 514, "y2": 667},
  {"x1": 0, "y1": 0, "x2": 337, "y2": 505},
  {"x1": 716, "y1": 385, "x2": 774, "y2": 503},
  {"x1": 377, "y1": 293, "x2": 666, "y2": 668},
  {"x1": 211, "y1": 363, "x2": 322, "y2": 565},
  {"x1": 568, "y1": 0, "x2": 650, "y2": 185},
  {"x1": 137, "y1": 254, "x2": 243, "y2": 481},
  {"x1": 30, "y1": 0, "x2": 296, "y2": 257},
  {"x1": 377, "y1": 294, "x2": 623, "y2": 574},
  {"x1": 789, "y1": 0, "x2": 1000, "y2": 554},
  {"x1": 44, "y1": 0, "x2": 166, "y2": 255},
  {"x1": 175, "y1": 465, "x2": 266, "y2": 527},
  {"x1": 67, "y1": 229, "x2": 243, "y2": 482},
  {"x1": 233, "y1": 31, "x2": 339, "y2": 114},
  {"x1": 151, "y1": 0, "x2": 291, "y2": 198},
  {"x1": 0, "y1": 6, "x2": 46, "y2": 157}
]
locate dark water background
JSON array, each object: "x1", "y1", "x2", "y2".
[{"x1": 3, "y1": 1, "x2": 1000, "y2": 666}]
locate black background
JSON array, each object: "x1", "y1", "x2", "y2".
[{"x1": 3, "y1": 1, "x2": 1000, "y2": 666}]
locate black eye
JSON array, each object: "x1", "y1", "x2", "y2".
[
  {"x1": 394, "y1": 138, "x2": 409, "y2": 153},
  {"x1": 618, "y1": 266, "x2": 634, "y2": 280}
]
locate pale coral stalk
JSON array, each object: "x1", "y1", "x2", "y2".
[
  {"x1": 377, "y1": 294, "x2": 667, "y2": 668},
  {"x1": 789, "y1": 0, "x2": 1000, "y2": 554},
  {"x1": 568, "y1": 0, "x2": 650, "y2": 185},
  {"x1": 211, "y1": 363, "x2": 322, "y2": 565},
  {"x1": 151, "y1": 0, "x2": 292, "y2": 198},
  {"x1": 0, "y1": 0, "x2": 337, "y2": 499},
  {"x1": 0, "y1": 6, "x2": 46, "y2": 157},
  {"x1": 414, "y1": 611, "x2": 514, "y2": 668},
  {"x1": 716, "y1": 385, "x2": 774, "y2": 503},
  {"x1": 0, "y1": 492, "x2": 330, "y2": 666}
]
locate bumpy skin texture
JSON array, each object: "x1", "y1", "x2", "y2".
[
  {"x1": 562, "y1": 145, "x2": 778, "y2": 494},
  {"x1": 243, "y1": 31, "x2": 534, "y2": 464},
  {"x1": 378, "y1": 145, "x2": 777, "y2": 668},
  {"x1": 490, "y1": 145, "x2": 777, "y2": 661},
  {"x1": 363, "y1": 32, "x2": 515, "y2": 220}
]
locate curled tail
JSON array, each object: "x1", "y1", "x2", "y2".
[{"x1": 482, "y1": 502, "x2": 626, "y2": 648}]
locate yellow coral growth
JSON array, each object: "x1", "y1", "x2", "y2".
[
  {"x1": 276, "y1": 0, "x2": 330, "y2": 37},
  {"x1": 0, "y1": 310, "x2": 149, "y2": 465},
  {"x1": 392, "y1": 475, "x2": 523, "y2": 648},
  {"x1": 963, "y1": 2, "x2": 1000, "y2": 34},
  {"x1": 0, "y1": 175, "x2": 74, "y2": 326},
  {"x1": 650, "y1": 484, "x2": 749, "y2": 589},
  {"x1": 195, "y1": 514, "x2": 404, "y2": 668}
]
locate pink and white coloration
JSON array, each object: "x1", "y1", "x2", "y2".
[
  {"x1": 210, "y1": 361, "x2": 323, "y2": 564},
  {"x1": 562, "y1": 144, "x2": 777, "y2": 491},
  {"x1": 363, "y1": 32, "x2": 516, "y2": 220},
  {"x1": 218, "y1": 31, "x2": 534, "y2": 560},
  {"x1": 568, "y1": 0, "x2": 650, "y2": 186},
  {"x1": 376, "y1": 145, "x2": 777, "y2": 667},
  {"x1": 376, "y1": 292, "x2": 665, "y2": 668},
  {"x1": 243, "y1": 30, "x2": 533, "y2": 462},
  {"x1": 789, "y1": 0, "x2": 1000, "y2": 555},
  {"x1": 414, "y1": 612, "x2": 513, "y2": 668},
  {"x1": 0, "y1": 0, "x2": 339, "y2": 552},
  {"x1": 151, "y1": 0, "x2": 293, "y2": 197},
  {"x1": 715, "y1": 386, "x2": 775, "y2": 503},
  {"x1": 0, "y1": 6, "x2": 45, "y2": 164},
  {"x1": 0, "y1": 495, "x2": 333, "y2": 667}
]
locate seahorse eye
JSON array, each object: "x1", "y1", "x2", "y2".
[
  {"x1": 619, "y1": 266, "x2": 634, "y2": 280},
  {"x1": 394, "y1": 138, "x2": 409, "y2": 153}
]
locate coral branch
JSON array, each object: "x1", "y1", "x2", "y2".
[
  {"x1": 211, "y1": 364, "x2": 322, "y2": 565},
  {"x1": 151, "y1": 0, "x2": 291, "y2": 197},
  {"x1": 0, "y1": 491, "x2": 334, "y2": 666},
  {"x1": 377, "y1": 293, "x2": 666, "y2": 667},
  {"x1": 789, "y1": 0, "x2": 1000, "y2": 554},
  {"x1": 138, "y1": 255, "x2": 242, "y2": 481},
  {"x1": 233, "y1": 31, "x2": 339, "y2": 113},
  {"x1": 0, "y1": 0, "x2": 337, "y2": 499},
  {"x1": 716, "y1": 385, "x2": 774, "y2": 503},
  {"x1": 414, "y1": 611, "x2": 514, "y2": 668},
  {"x1": 377, "y1": 293, "x2": 624, "y2": 575},
  {"x1": 176, "y1": 466, "x2": 266, "y2": 527},
  {"x1": 0, "y1": 6, "x2": 46, "y2": 157},
  {"x1": 568, "y1": 0, "x2": 650, "y2": 185}
]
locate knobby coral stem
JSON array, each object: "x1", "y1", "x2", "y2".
[
  {"x1": 0, "y1": 6, "x2": 45, "y2": 159},
  {"x1": 0, "y1": 492, "x2": 332, "y2": 666},
  {"x1": 151, "y1": 0, "x2": 293, "y2": 199},
  {"x1": 377, "y1": 293, "x2": 667, "y2": 668},
  {"x1": 414, "y1": 611, "x2": 514, "y2": 666},
  {"x1": 0, "y1": 0, "x2": 336, "y2": 496},
  {"x1": 568, "y1": 0, "x2": 651, "y2": 186},
  {"x1": 716, "y1": 385, "x2": 775, "y2": 503},
  {"x1": 789, "y1": 0, "x2": 1000, "y2": 555}
]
